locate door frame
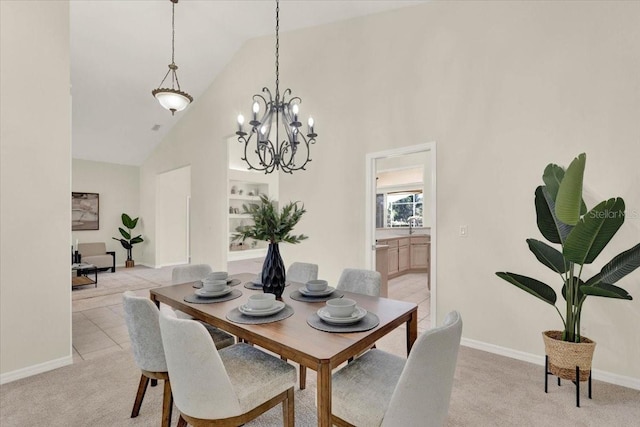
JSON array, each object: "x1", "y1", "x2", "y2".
[{"x1": 365, "y1": 142, "x2": 437, "y2": 323}]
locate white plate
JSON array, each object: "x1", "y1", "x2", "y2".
[
  {"x1": 317, "y1": 306, "x2": 367, "y2": 325},
  {"x1": 298, "y1": 286, "x2": 336, "y2": 297},
  {"x1": 238, "y1": 301, "x2": 285, "y2": 317},
  {"x1": 196, "y1": 278, "x2": 237, "y2": 287},
  {"x1": 195, "y1": 287, "x2": 232, "y2": 298}
]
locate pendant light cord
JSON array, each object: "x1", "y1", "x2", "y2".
[
  {"x1": 275, "y1": 0, "x2": 280, "y2": 101},
  {"x1": 275, "y1": 0, "x2": 280, "y2": 148},
  {"x1": 171, "y1": 1, "x2": 176, "y2": 65}
]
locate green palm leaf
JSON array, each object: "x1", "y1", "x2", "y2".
[
  {"x1": 563, "y1": 198, "x2": 625, "y2": 265},
  {"x1": 584, "y1": 243, "x2": 640, "y2": 287},
  {"x1": 122, "y1": 213, "x2": 139, "y2": 229},
  {"x1": 535, "y1": 186, "x2": 573, "y2": 244},
  {"x1": 555, "y1": 153, "x2": 586, "y2": 225},
  {"x1": 542, "y1": 164, "x2": 564, "y2": 200},
  {"x1": 118, "y1": 227, "x2": 131, "y2": 240},
  {"x1": 580, "y1": 283, "x2": 632, "y2": 300},
  {"x1": 496, "y1": 272, "x2": 557, "y2": 305},
  {"x1": 527, "y1": 238, "x2": 568, "y2": 274},
  {"x1": 561, "y1": 277, "x2": 585, "y2": 304}
]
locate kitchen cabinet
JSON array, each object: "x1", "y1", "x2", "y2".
[
  {"x1": 377, "y1": 235, "x2": 430, "y2": 279},
  {"x1": 387, "y1": 239, "x2": 399, "y2": 275},
  {"x1": 375, "y1": 245, "x2": 389, "y2": 297},
  {"x1": 398, "y1": 238, "x2": 410, "y2": 272},
  {"x1": 410, "y1": 236, "x2": 430, "y2": 270}
]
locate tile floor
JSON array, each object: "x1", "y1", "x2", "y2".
[{"x1": 71, "y1": 268, "x2": 430, "y2": 361}]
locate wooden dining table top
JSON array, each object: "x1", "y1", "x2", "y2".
[{"x1": 149, "y1": 272, "x2": 418, "y2": 426}]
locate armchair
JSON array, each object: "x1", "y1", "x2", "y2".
[{"x1": 77, "y1": 242, "x2": 115, "y2": 272}]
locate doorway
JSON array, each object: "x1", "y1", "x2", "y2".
[
  {"x1": 365, "y1": 143, "x2": 436, "y2": 323},
  {"x1": 155, "y1": 165, "x2": 191, "y2": 267}
]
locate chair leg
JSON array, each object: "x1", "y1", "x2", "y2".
[
  {"x1": 151, "y1": 379, "x2": 158, "y2": 387},
  {"x1": 283, "y1": 387, "x2": 295, "y2": 427},
  {"x1": 131, "y1": 374, "x2": 150, "y2": 418},
  {"x1": 299, "y1": 365, "x2": 307, "y2": 390},
  {"x1": 162, "y1": 378, "x2": 173, "y2": 427},
  {"x1": 177, "y1": 415, "x2": 187, "y2": 427}
]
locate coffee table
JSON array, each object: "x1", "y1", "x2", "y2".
[{"x1": 72, "y1": 263, "x2": 97, "y2": 288}]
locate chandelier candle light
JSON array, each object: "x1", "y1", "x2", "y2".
[
  {"x1": 235, "y1": 0, "x2": 318, "y2": 174},
  {"x1": 152, "y1": 0, "x2": 193, "y2": 115}
]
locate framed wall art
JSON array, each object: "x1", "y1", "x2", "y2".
[{"x1": 72, "y1": 192, "x2": 99, "y2": 230}]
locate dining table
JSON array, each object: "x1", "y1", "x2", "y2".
[{"x1": 149, "y1": 272, "x2": 418, "y2": 427}]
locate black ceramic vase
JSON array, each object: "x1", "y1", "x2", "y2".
[{"x1": 262, "y1": 243, "x2": 286, "y2": 299}]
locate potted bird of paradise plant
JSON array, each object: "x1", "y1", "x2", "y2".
[
  {"x1": 112, "y1": 213, "x2": 144, "y2": 268},
  {"x1": 496, "y1": 153, "x2": 639, "y2": 384}
]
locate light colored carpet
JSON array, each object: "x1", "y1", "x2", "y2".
[
  {"x1": 37, "y1": 266, "x2": 639, "y2": 425},
  {"x1": 1, "y1": 346, "x2": 638, "y2": 426}
]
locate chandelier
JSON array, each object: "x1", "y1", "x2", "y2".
[
  {"x1": 152, "y1": 0, "x2": 192, "y2": 115},
  {"x1": 235, "y1": 0, "x2": 318, "y2": 174}
]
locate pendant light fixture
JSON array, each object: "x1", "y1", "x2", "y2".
[
  {"x1": 152, "y1": 0, "x2": 192, "y2": 115},
  {"x1": 235, "y1": 0, "x2": 318, "y2": 174}
]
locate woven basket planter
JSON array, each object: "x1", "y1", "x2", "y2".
[{"x1": 543, "y1": 330, "x2": 596, "y2": 381}]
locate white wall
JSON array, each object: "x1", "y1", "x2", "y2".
[
  {"x1": 1, "y1": 1, "x2": 72, "y2": 380},
  {"x1": 140, "y1": 1, "x2": 640, "y2": 381},
  {"x1": 72, "y1": 159, "x2": 141, "y2": 266},
  {"x1": 156, "y1": 166, "x2": 191, "y2": 267}
]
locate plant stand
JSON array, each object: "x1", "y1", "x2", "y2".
[{"x1": 545, "y1": 355, "x2": 592, "y2": 407}]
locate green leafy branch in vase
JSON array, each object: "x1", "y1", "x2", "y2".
[{"x1": 233, "y1": 195, "x2": 307, "y2": 245}]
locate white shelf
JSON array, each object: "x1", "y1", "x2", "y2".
[
  {"x1": 229, "y1": 194, "x2": 262, "y2": 201},
  {"x1": 227, "y1": 167, "x2": 278, "y2": 262}
]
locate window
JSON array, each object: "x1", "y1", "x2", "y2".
[
  {"x1": 387, "y1": 191, "x2": 423, "y2": 227},
  {"x1": 375, "y1": 190, "x2": 423, "y2": 228}
]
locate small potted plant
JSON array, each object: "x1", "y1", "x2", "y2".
[
  {"x1": 233, "y1": 195, "x2": 307, "y2": 298},
  {"x1": 496, "y1": 153, "x2": 639, "y2": 384},
  {"x1": 112, "y1": 213, "x2": 144, "y2": 268}
]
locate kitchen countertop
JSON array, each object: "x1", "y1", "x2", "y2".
[{"x1": 376, "y1": 234, "x2": 430, "y2": 242}]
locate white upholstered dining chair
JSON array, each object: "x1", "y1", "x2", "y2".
[
  {"x1": 330, "y1": 311, "x2": 463, "y2": 427},
  {"x1": 286, "y1": 262, "x2": 318, "y2": 284},
  {"x1": 170, "y1": 264, "x2": 236, "y2": 344},
  {"x1": 171, "y1": 264, "x2": 213, "y2": 285},
  {"x1": 122, "y1": 291, "x2": 234, "y2": 427},
  {"x1": 158, "y1": 307, "x2": 296, "y2": 427},
  {"x1": 336, "y1": 268, "x2": 381, "y2": 297},
  {"x1": 298, "y1": 268, "x2": 382, "y2": 390}
]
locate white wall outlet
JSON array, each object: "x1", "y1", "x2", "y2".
[{"x1": 460, "y1": 225, "x2": 468, "y2": 237}]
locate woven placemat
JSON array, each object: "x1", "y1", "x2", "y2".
[
  {"x1": 226, "y1": 304, "x2": 294, "y2": 324},
  {"x1": 289, "y1": 289, "x2": 345, "y2": 303},
  {"x1": 183, "y1": 289, "x2": 242, "y2": 304},
  {"x1": 193, "y1": 278, "x2": 241, "y2": 289},
  {"x1": 243, "y1": 281, "x2": 291, "y2": 290},
  {"x1": 306, "y1": 312, "x2": 380, "y2": 333}
]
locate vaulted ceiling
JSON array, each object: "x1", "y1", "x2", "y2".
[{"x1": 70, "y1": 0, "x2": 425, "y2": 166}]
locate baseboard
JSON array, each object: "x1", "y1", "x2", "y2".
[
  {"x1": 461, "y1": 338, "x2": 640, "y2": 390},
  {"x1": 1, "y1": 355, "x2": 72, "y2": 385},
  {"x1": 155, "y1": 261, "x2": 188, "y2": 268},
  {"x1": 115, "y1": 262, "x2": 156, "y2": 268}
]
